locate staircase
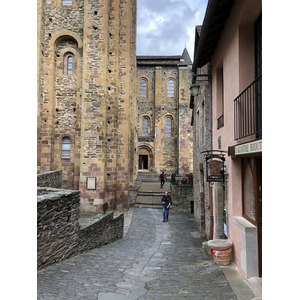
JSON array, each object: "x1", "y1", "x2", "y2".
[{"x1": 134, "y1": 172, "x2": 170, "y2": 208}]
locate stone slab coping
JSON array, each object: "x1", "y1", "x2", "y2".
[
  {"x1": 37, "y1": 187, "x2": 80, "y2": 202},
  {"x1": 79, "y1": 211, "x2": 124, "y2": 229},
  {"x1": 207, "y1": 239, "x2": 233, "y2": 249},
  {"x1": 232, "y1": 216, "x2": 257, "y2": 232}
]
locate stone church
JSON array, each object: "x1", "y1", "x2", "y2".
[{"x1": 37, "y1": 0, "x2": 193, "y2": 212}]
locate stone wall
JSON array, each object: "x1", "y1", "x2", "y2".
[
  {"x1": 136, "y1": 51, "x2": 193, "y2": 175},
  {"x1": 171, "y1": 184, "x2": 193, "y2": 211},
  {"x1": 78, "y1": 213, "x2": 123, "y2": 253},
  {"x1": 37, "y1": 187, "x2": 124, "y2": 270},
  {"x1": 37, "y1": 170, "x2": 62, "y2": 188},
  {"x1": 37, "y1": 0, "x2": 137, "y2": 212},
  {"x1": 192, "y1": 61, "x2": 211, "y2": 238}
]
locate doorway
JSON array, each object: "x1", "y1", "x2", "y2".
[{"x1": 139, "y1": 155, "x2": 148, "y2": 170}]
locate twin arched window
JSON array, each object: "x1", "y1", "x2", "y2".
[
  {"x1": 62, "y1": 137, "x2": 71, "y2": 158},
  {"x1": 139, "y1": 78, "x2": 175, "y2": 98}
]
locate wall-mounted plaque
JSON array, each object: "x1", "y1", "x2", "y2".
[{"x1": 86, "y1": 177, "x2": 96, "y2": 190}]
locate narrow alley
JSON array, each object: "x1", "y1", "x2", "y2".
[{"x1": 37, "y1": 207, "x2": 254, "y2": 300}]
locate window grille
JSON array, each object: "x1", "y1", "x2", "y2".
[
  {"x1": 139, "y1": 79, "x2": 147, "y2": 97},
  {"x1": 167, "y1": 80, "x2": 175, "y2": 97},
  {"x1": 62, "y1": 137, "x2": 71, "y2": 158}
]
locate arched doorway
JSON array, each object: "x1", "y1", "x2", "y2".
[{"x1": 138, "y1": 146, "x2": 153, "y2": 171}]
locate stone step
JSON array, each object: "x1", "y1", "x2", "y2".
[
  {"x1": 133, "y1": 203, "x2": 162, "y2": 209},
  {"x1": 137, "y1": 191, "x2": 165, "y2": 196},
  {"x1": 135, "y1": 195, "x2": 162, "y2": 205},
  {"x1": 137, "y1": 172, "x2": 160, "y2": 181},
  {"x1": 138, "y1": 182, "x2": 170, "y2": 192}
]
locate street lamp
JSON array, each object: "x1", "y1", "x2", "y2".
[{"x1": 190, "y1": 82, "x2": 200, "y2": 97}]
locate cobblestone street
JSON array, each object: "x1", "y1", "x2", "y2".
[{"x1": 37, "y1": 208, "x2": 238, "y2": 300}]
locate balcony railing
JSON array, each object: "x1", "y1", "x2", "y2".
[{"x1": 234, "y1": 75, "x2": 262, "y2": 140}]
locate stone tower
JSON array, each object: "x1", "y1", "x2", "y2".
[{"x1": 37, "y1": 0, "x2": 137, "y2": 212}]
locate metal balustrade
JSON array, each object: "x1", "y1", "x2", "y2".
[{"x1": 234, "y1": 75, "x2": 262, "y2": 140}]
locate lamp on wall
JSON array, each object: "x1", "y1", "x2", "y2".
[{"x1": 190, "y1": 83, "x2": 200, "y2": 97}]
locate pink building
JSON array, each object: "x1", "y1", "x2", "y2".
[{"x1": 192, "y1": 0, "x2": 262, "y2": 278}]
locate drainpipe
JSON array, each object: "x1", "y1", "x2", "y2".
[
  {"x1": 209, "y1": 184, "x2": 214, "y2": 240},
  {"x1": 176, "y1": 67, "x2": 180, "y2": 175},
  {"x1": 208, "y1": 71, "x2": 213, "y2": 240},
  {"x1": 208, "y1": 71, "x2": 212, "y2": 152}
]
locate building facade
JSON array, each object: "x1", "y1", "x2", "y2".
[
  {"x1": 190, "y1": 39, "x2": 212, "y2": 239},
  {"x1": 192, "y1": 0, "x2": 262, "y2": 278},
  {"x1": 37, "y1": 1, "x2": 193, "y2": 213},
  {"x1": 136, "y1": 50, "x2": 193, "y2": 175},
  {"x1": 37, "y1": 0, "x2": 137, "y2": 212}
]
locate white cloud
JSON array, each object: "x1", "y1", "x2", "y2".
[{"x1": 137, "y1": 0, "x2": 208, "y2": 59}]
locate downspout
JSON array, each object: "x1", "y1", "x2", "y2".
[
  {"x1": 208, "y1": 70, "x2": 213, "y2": 240},
  {"x1": 208, "y1": 69, "x2": 212, "y2": 152},
  {"x1": 176, "y1": 67, "x2": 180, "y2": 175}
]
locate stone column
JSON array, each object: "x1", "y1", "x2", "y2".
[
  {"x1": 154, "y1": 67, "x2": 162, "y2": 173},
  {"x1": 213, "y1": 181, "x2": 225, "y2": 239}
]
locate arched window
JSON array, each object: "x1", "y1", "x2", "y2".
[
  {"x1": 67, "y1": 56, "x2": 73, "y2": 74},
  {"x1": 62, "y1": 0, "x2": 72, "y2": 6},
  {"x1": 139, "y1": 79, "x2": 147, "y2": 97},
  {"x1": 62, "y1": 137, "x2": 71, "y2": 158},
  {"x1": 165, "y1": 117, "x2": 172, "y2": 137},
  {"x1": 167, "y1": 79, "x2": 175, "y2": 97},
  {"x1": 142, "y1": 117, "x2": 149, "y2": 136}
]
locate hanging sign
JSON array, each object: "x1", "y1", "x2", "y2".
[{"x1": 202, "y1": 151, "x2": 226, "y2": 183}]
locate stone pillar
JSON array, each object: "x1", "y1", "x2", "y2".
[
  {"x1": 178, "y1": 66, "x2": 193, "y2": 175},
  {"x1": 79, "y1": 0, "x2": 109, "y2": 211},
  {"x1": 213, "y1": 182, "x2": 225, "y2": 239},
  {"x1": 154, "y1": 66, "x2": 162, "y2": 173}
]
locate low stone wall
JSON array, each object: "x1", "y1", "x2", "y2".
[
  {"x1": 78, "y1": 213, "x2": 123, "y2": 253},
  {"x1": 37, "y1": 187, "x2": 124, "y2": 270},
  {"x1": 171, "y1": 184, "x2": 194, "y2": 211},
  {"x1": 37, "y1": 170, "x2": 62, "y2": 188}
]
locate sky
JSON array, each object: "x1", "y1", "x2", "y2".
[{"x1": 136, "y1": 0, "x2": 209, "y2": 60}]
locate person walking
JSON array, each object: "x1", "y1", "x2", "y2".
[
  {"x1": 161, "y1": 191, "x2": 172, "y2": 222},
  {"x1": 159, "y1": 171, "x2": 165, "y2": 188},
  {"x1": 171, "y1": 172, "x2": 176, "y2": 184}
]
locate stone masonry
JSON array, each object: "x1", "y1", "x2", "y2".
[
  {"x1": 136, "y1": 50, "x2": 193, "y2": 175},
  {"x1": 37, "y1": 0, "x2": 137, "y2": 212},
  {"x1": 37, "y1": 1, "x2": 193, "y2": 214},
  {"x1": 37, "y1": 170, "x2": 62, "y2": 189},
  {"x1": 37, "y1": 186, "x2": 124, "y2": 270},
  {"x1": 191, "y1": 38, "x2": 212, "y2": 238}
]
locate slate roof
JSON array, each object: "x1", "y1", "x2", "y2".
[{"x1": 137, "y1": 48, "x2": 192, "y2": 66}]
